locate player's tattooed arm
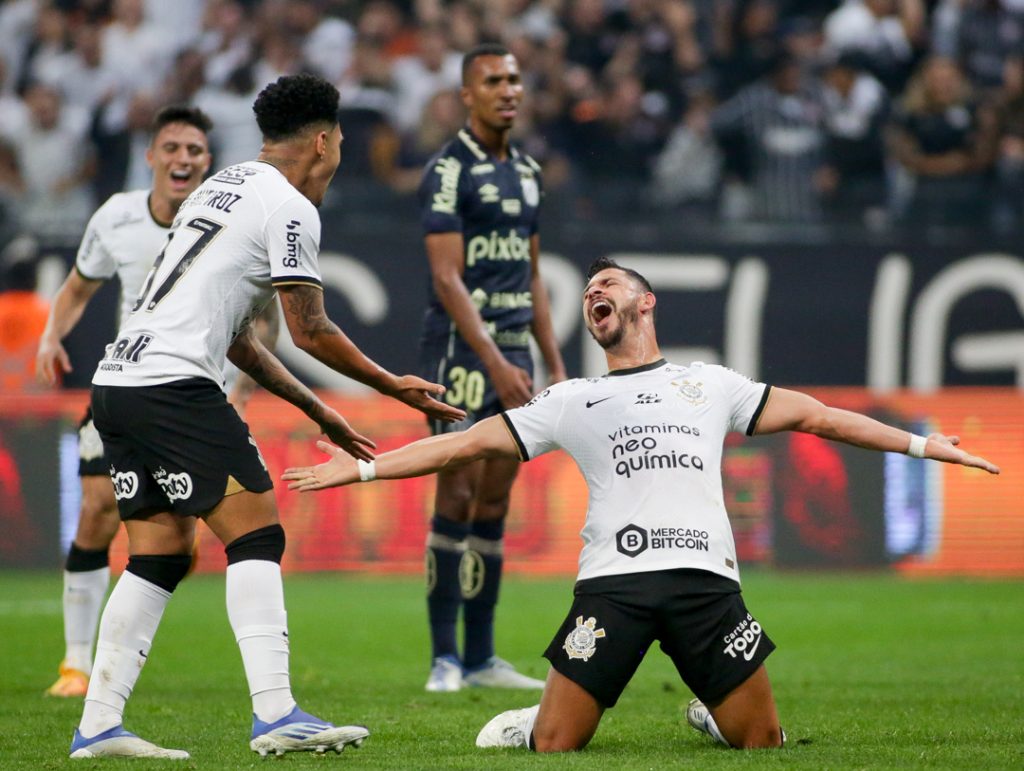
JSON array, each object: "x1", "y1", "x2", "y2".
[
  {"x1": 227, "y1": 326, "x2": 376, "y2": 461},
  {"x1": 279, "y1": 284, "x2": 341, "y2": 341}
]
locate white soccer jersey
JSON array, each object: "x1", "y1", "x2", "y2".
[
  {"x1": 75, "y1": 189, "x2": 169, "y2": 330},
  {"x1": 92, "y1": 161, "x2": 322, "y2": 387},
  {"x1": 502, "y1": 360, "x2": 771, "y2": 584}
]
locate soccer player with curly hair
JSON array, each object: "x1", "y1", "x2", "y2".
[{"x1": 69, "y1": 74, "x2": 464, "y2": 760}]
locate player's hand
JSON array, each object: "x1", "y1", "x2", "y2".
[
  {"x1": 317, "y1": 407, "x2": 377, "y2": 462},
  {"x1": 489, "y1": 358, "x2": 534, "y2": 409},
  {"x1": 283, "y1": 440, "x2": 358, "y2": 491},
  {"x1": 548, "y1": 365, "x2": 568, "y2": 386},
  {"x1": 924, "y1": 433, "x2": 1000, "y2": 474},
  {"x1": 36, "y1": 335, "x2": 71, "y2": 387},
  {"x1": 391, "y1": 375, "x2": 467, "y2": 423}
]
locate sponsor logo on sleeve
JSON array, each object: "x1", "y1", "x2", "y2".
[
  {"x1": 283, "y1": 220, "x2": 301, "y2": 268},
  {"x1": 431, "y1": 157, "x2": 461, "y2": 213}
]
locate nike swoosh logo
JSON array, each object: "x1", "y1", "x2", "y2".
[
  {"x1": 586, "y1": 396, "x2": 614, "y2": 408},
  {"x1": 743, "y1": 634, "x2": 762, "y2": 661}
]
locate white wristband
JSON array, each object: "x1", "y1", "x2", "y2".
[
  {"x1": 906, "y1": 434, "x2": 927, "y2": 459},
  {"x1": 357, "y1": 459, "x2": 376, "y2": 482}
]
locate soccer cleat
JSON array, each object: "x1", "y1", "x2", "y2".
[
  {"x1": 69, "y1": 725, "x2": 189, "y2": 759},
  {"x1": 475, "y1": 705, "x2": 539, "y2": 748},
  {"x1": 249, "y1": 706, "x2": 369, "y2": 756},
  {"x1": 686, "y1": 698, "x2": 713, "y2": 735},
  {"x1": 425, "y1": 654, "x2": 464, "y2": 692},
  {"x1": 46, "y1": 661, "x2": 89, "y2": 698},
  {"x1": 463, "y1": 657, "x2": 545, "y2": 689},
  {"x1": 686, "y1": 698, "x2": 786, "y2": 747}
]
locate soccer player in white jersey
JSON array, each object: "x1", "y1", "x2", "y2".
[
  {"x1": 36, "y1": 105, "x2": 213, "y2": 698},
  {"x1": 283, "y1": 256, "x2": 1000, "y2": 753},
  {"x1": 70, "y1": 74, "x2": 465, "y2": 760}
]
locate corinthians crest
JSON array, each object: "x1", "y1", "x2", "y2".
[
  {"x1": 673, "y1": 379, "x2": 707, "y2": 406},
  {"x1": 563, "y1": 616, "x2": 606, "y2": 661}
]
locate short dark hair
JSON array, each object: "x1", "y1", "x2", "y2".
[
  {"x1": 150, "y1": 104, "x2": 213, "y2": 138},
  {"x1": 586, "y1": 257, "x2": 653, "y2": 294},
  {"x1": 253, "y1": 73, "x2": 340, "y2": 141},
  {"x1": 462, "y1": 43, "x2": 511, "y2": 85}
]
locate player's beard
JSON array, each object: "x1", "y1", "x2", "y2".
[{"x1": 588, "y1": 299, "x2": 639, "y2": 350}]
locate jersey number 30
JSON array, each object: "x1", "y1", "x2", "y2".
[
  {"x1": 445, "y1": 366, "x2": 485, "y2": 411},
  {"x1": 132, "y1": 217, "x2": 225, "y2": 313}
]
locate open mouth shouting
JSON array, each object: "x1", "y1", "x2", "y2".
[
  {"x1": 168, "y1": 168, "x2": 194, "y2": 192},
  {"x1": 589, "y1": 299, "x2": 614, "y2": 328}
]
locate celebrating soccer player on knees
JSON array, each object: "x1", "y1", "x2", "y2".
[
  {"x1": 35, "y1": 105, "x2": 213, "y2": 700},
  {"x1": 68, "y1": 73, "x2": 462, "y2": 761},
  {"x1": 414, "y1": 42, "x2": 566, "y2": 694},
  {"x1": 285, "y1": 257, "x2": 997, "y2": 753}
]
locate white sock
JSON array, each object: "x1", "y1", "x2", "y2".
[
  {"x1": 522, "y1": 704, "x2": 540, "y2": 749},
  {"x1": 79, "y1": 571, "x2": 170, "y2": 737},
  {"x1": 63, "y1": 566, "x2": 110, "y2": 674},
  {"x1": 226, "y1": 560, "x2": 296, "y2": 724},
  {"x1": 704, "y1": 712, "x2": 732, "y2": 747}
]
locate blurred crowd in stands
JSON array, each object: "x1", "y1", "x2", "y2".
[{"x1": 3, "y1": 0, "x2": 1024, "y2": 259}]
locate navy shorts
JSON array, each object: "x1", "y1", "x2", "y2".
[
  {"x1": 77, "y1": 407, "x2": 108, "y2": 477},
  {"x1": 91, "y1": 377, "x2": 273, "y2": 520},
  {"x1": 419, "y1": 337, "x2": 533, "y2": 436},
  {"x1": 544, "y1": 568, "x2": 775, "y2": 708}
]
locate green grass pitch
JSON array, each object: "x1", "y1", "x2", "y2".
[{"x1": 1, "y1": 571, "x2": 1021, "y2": 769}]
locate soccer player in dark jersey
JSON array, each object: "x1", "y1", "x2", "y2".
[
  {"x1": 416, "y1": 43, "x2": 567, "y2": 692},
  {"x1": 284, "y1": 257, "x2": 999, "y2": 753}
]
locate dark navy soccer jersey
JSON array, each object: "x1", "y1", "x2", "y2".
[{"x1": 418, "y1": 127, "x2": 543, "y2": 348}]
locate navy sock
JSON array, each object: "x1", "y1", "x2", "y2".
[
  {"x1": 463, "y1": 519, "x2": 504, "y2": 670},
  {"x1": 426, "y1": 514, "x2": 469, "y2": 661}
]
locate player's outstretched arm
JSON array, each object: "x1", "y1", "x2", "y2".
[
  {"x1": 283, "y1": 415, "x2": 519, "y2": 491},
  {"x1": 753, "y1": 387, "x2": 1000, "y2": 474},
  {"x1": 277, "y1": 283, "x2": 466, "y2": 423},
  {"x1": 228, "y1": 326, "x2": 377, "y2": 461},
  {"x1": 36, "y1": 270, "x2": 103, "y2": 386}
]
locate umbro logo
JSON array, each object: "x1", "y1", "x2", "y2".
[{"x1": 586, "y1": 396, "x2": 614, "y2": 408}]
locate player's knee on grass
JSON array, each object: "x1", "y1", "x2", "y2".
[
  {"x1": 531, "y1": 721, "x2": 595, "y2": 753},
  {"x1": 719, "y1": 718, "x2": 783, "y2": 749}
]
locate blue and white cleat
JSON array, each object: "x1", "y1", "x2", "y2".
[
  {"x1": 69, "y1": 725, "x2": 190, "y2": 759},
  {"x1": 250, "y1": 706, "x2": 369, "y2": 756}
]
